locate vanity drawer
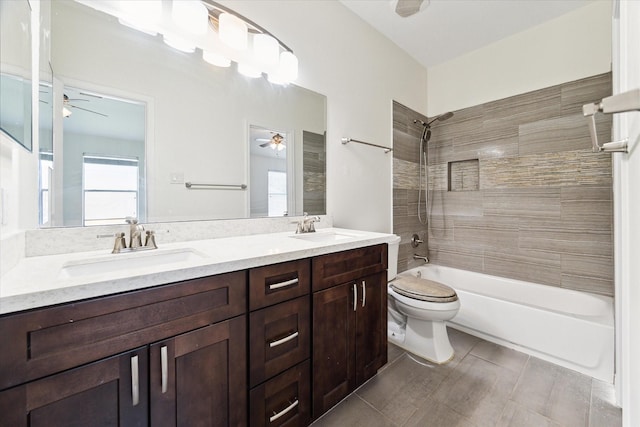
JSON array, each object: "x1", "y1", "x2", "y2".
[
  {"x1": 0, "y1": 270, "x2": 246, "y2": 391},
  {"x1": 312, "y1": 244, "x2": 387, "y2": 291},
  {"x1": 249, "y1": 296, "x2": 310, "y2": 387},
  {"x1": 249, "y1": 359, "x2": 311, "y2": 427},
  {"x1": 249, "y1": 259, "x2": 310, "y2": 311}
]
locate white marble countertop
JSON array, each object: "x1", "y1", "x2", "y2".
[{"x1": 0, "y1": 228, "x2": 395, "y2": 315}]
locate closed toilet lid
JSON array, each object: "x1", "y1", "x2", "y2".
[{"x1": 391, "y1": 276, "x2": 458, "y2": 303}]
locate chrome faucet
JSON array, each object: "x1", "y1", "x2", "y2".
[
  {"x1": 413, "y1": 254, "x2": 429, "y2": 263},
  {"x1": 293, "y1": 213, "x2": 321, "y2": 233}
]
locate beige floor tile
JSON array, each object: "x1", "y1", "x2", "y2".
[
  {"x1": 589, "y1": 379, "x2": 622, "y2": 427},
  {"x1": 469, "y1": 340, "x2": 529, "y2": 374},
  {"x1": 404, "y1": 399, "x2": 476, "y2": 427},
  {"x1": 511, "y1": 357, "x2": 591, "y2": 427},
  {"x1": 310, "y1": 395, "x2": 396, "y2": 427},
  {"x1": 356, "y1": 353, "x2": 446, "y2": 426},
  {"x1": 431, "y1": 354, "x2": 520, "y2": 426}
]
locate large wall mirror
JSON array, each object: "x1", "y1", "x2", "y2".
[
  {"x1": 41, "y1": 0, "x2": 326, "y2": 227},
  {"x1": 0, "y1": 0, "x2": 33, "y2": 151}
]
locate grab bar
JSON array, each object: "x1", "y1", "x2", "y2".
[
  {"x1": 185, "y1": 182, "x2": 247, "y2": 190},
  {"x1": 341, "y1": 137, "x2": 392, "y2": 153},
  {"x1": 583, "y1": 88, "x2": 640, "y2": 153}
]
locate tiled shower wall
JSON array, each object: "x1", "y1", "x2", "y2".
[{"x1": 393, "y1": 73, "x2": 614, "y2": 296}]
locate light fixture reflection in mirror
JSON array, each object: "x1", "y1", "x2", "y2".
[{"x1": 77, "y1": 0, "x2": 299, "y2": 85}]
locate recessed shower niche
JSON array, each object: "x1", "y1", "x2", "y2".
[{"x1": 447, "y1": 159, "x2": 479, "y2": 191}]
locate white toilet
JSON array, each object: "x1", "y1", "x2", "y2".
[{"x1": 387, "y1": 236, "x2": 460, "y2": 363}]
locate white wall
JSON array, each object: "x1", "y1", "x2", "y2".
[
  {"x1": 613, "y1": 1, "x2": 640, "y2": 424},
  {"x1": 220, "y1": 1, "x2": 429, "y2": 233},
  {"x1": 427, "y1": 1, "x2": 612, "y2": 115}
]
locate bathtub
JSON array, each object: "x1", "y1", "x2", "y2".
[{"x1": 399, "y1": 265, "x2": 614, "y2": 382}]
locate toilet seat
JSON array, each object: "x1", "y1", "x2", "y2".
[{"x1": 391, "y1": 275, "x2": 458, "y2": 303}]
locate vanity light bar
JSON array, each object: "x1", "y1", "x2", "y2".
[{"x1": 74, "y1": 0, "x2": 298, "y2": 83}]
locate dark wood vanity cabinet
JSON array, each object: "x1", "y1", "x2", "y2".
[
  {"x1": 311, "y1": 245, "x2": 388, "y2": 420},
  {"x1": 248, "y1": 260, "x2": 312, "y2": 426},
  {"x1": 0, "y1": 243, "x2": 389, "y2": 427},
  {"x1": 0, "y1": 271, "x2": 247, "y2": 427}
]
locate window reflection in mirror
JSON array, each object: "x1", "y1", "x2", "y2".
[
  {"x1": 40, "y1": 85, "x2": 146, "y2": 227},
  {"x1": 249, "y1": 125, "x2": 291, "y2": 218}
]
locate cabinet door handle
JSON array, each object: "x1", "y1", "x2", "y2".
[
  {"x1": 269, "y1": 277, "x2": 298, "y2": 290},
  {"x1": 269, "y1": 399, "x2": 299, "y2": 423},
  {"x1": 131, "y1": 355, "x2": 139, "y2": 406},
  {"x1": 269, "y1": 331, "x2": 299, "y2": 348},
  {"x1": 362, "y1": 280, "x2": 366, "y2": 307},
  {"x1": 161, "y1": 345, "x2": 168, "y2": 394},
  {"x1": 353, "y1": 283, "x2": 357, "y2": 312}
]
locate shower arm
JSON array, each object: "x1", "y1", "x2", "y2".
[{"x1": 583, "y1": 88, "x2": 640, "y2": 153}]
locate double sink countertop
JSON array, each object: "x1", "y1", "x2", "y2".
[{"x1": 0, "y1": 228, "x2": 396, "y2": 315}]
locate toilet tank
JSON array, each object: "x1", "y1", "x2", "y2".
[{"x1": 387, "y1": 235, "x2": 401, "y2": 281}]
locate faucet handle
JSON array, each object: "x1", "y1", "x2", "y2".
[
  {"x1": 125, "y1": 216, "x2": 138, "y2": 225},
  {"x1": 144, "y1": 230, "x2": 158, "y2": 249},
  {"x1": 112, "y1": 232, "x2": 126, "y2": 253}
]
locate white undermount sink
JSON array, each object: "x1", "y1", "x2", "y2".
[
  {"x1": 289, "y1": 230, "x2": 361, "y2": 243},
  {"x1": 59, "y1": 248, "x2": 207, "y2": 278}
]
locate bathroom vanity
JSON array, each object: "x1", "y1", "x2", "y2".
[{"x1": 0, "y1": 229, "x2": 391, "y2": 426}]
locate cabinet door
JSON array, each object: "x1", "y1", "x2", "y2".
[
  {"x1": 149, "y1": 316, "x2": 247, "y2": 427},
  {"x1": 355, "y1": 272, "x2": 388, "y2": 386},
  {"x1": 312, "y1": 283, "x2": 355, "y2": 419},
  {"x1": 0, "y1": 347, "x2": 148, "y2": 427}
]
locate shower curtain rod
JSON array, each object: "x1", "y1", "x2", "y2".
[{"x1": 341, "y1": 137, "x2": 393, "y2": 153}]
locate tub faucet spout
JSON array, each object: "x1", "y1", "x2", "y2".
[{"x1": 413, "y1": 254, "x2": 429, "y2": 263}]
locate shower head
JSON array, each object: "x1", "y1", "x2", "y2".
[
  {"x1": 413, "y1": 112, "x2": 453, "y2": 143},
  {"x1": 413, "y1": 111, "x2": 454, "y2": 128}
]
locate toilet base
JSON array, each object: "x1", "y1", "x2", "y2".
[{"x1": 388, "y1": 318, "x2": 455, "y2": 364}]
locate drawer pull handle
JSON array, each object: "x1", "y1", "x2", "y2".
[
  {"x1": 353, "y1": 283, "x2": 357, "y2": 312},
  {"x1": 269, "y1": 277, "x2": 299, "y2": 290},
  {"x1": 161, "y1": 345, "x2": 168, "y2": 394},
  {"x1": 269, "y1": 399, "x2": 299, "y2": 423},
  {"x1": 269, "y1": 331, "x2": 299, "y2": 348},
  {"x1": 362, "y1": 280, "x2": 366, "y2": 307},
  {"x1": 131, "y1": 355, "x2": 139, "y2": 406}
]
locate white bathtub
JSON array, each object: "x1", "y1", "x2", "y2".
[{"x1": 399, "y1": 265, "x2": 614, "y2": 382}]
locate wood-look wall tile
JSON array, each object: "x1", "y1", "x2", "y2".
[
  {"x1": 393, "y1": 158, "x2": 420, "y2": 190},
  {"x1": 484, "y1": 188, "x2": 561, "y2": 219},
  {"x1": 561, "y1": 73, "x2": 612, "y2": 115},
  {"x1": 429, "y1": 104, "x2": 484, "y2": 143},
  {"x1": 519, "y1": 218, "x2": 613, "y2": 258},
  {"x1": 483, "y1": 86, "x2": 561, "y2": 134},
  {"x1": 392, "y1": 128, "x2": 421, "y2": 162},
  {"x1": 392, "y1": 101, "x2": 410, "y2": 133},
  {"x1": 519, "y1": 115, "x2": 593, "y2": 155},
  {"x1": 455, "y1": 133, "x2": 519, "y2": 160},
  {"x1": 561, "y1": 254, "x2": 614, "y2": 296},
  {"x1": 427, "y1": 243, "x2": 484, "y2": 272},
  {"x1": 430, "y1": 191, "x2": 484, "y2": 217},
  {"x1": 453, "y1": 216, "x2": 520, "y2": 250},
  {"x1": 483, "y1": 249, "x2": 562, "y2": 286}
]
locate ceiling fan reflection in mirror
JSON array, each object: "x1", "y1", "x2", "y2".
[
  {"x1": 257, "y1": 132, "x2": 286, "y2": 151},
  {"x1": 63, "y1": 93, "x2": 108, "y2": 118}
]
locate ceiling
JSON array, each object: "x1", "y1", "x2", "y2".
[{"x1": 339, "y1": 0, "x2": 595, "y2": 68}]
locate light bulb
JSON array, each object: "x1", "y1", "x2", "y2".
[
  {"x1": 219, "y1": 13, "x2": 248, "y2": 50},
  {"x1": 118, "y1": 0, "x2": 162, "y2": 35},
  {"x1": 172, "y1": 1, "x2": 208, "y2": 35},
  {"x1": 279, "y1": 51, "x2": 298, "y2": 82}
]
